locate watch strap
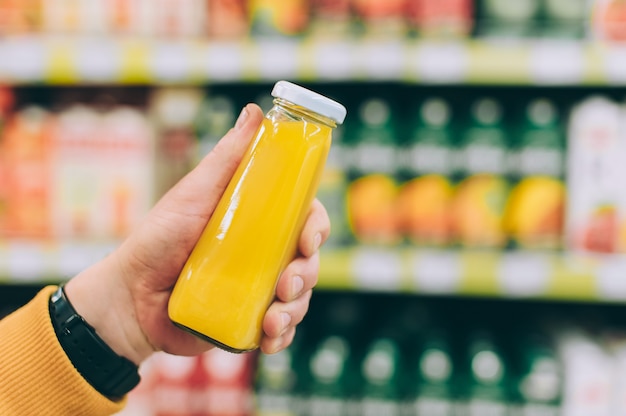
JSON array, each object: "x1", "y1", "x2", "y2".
[{"x1": 49, "y1": 285, "x2": 140, "y2": 398}]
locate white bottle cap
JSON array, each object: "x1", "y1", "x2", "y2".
[{"x1": 271, "y1": 80, "x2": 347, "y2": 125}]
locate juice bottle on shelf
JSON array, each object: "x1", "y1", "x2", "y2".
[
  {"x1": 411, "y1": 331, "x2": 457, "y2": 416},
  {"x1": 542, "y1": 0, "x2": 587, "y2": 38},
  {"x1": 346, "y1": 98, "x2": 401, "y2": 246},
  {"x1": 1, "y1": 106, "x2": 53, "y2": 239},
  {"x1": 477, "y1": 0, "x2": 540, "y2": 38},
  {"x1": 359, "y1": 336, "x2": 403, "y2": 416},
  {"x1": 512, "y1": 332, "x2": 562, "y2": 414},
  {"x1": 504, "y1": 98, "x2": 565, "y2": 251},
  {"x1": 255, "y1": 344, "x2": 299, "y2": 416},
  {"x1": 309, "y1": 0, "x2": 353, "y2": 38},
  {"x1": 351, "y1": 0, "x2": 408, "y2": 37},
  {"x1": 397, "y1": 97, "x2": 454, "y2": 247},
  {"x1": 452, "y1": 97, "x2": 509, "y2": 249},
  {"x1": 305, "y1": 335, "x2": 354, "y2": 416},
  {"x1": 463, "y1": 331, "x2": 510, "y2": 416},
  {"x1": 317, "y1": 123, "x2": 350, "y2": 248},
  {"x1": 406, "y1": 0, "x2": 473, "y2": 39},
  {"x1": 591, "y1": 0, "x2": 626, "y2": 42},
  {"x1": 168, "y1": 81, "x2": 347, "y2": 353},
  {"x1": 193, "y1": 94, "x2": 237, "y2": 162},
  {"x1": 149, "y1": 88, "x2": 203, "y2": 199},
  {"x1": 0, "y1": 85, "x2": 15, "y2": 237},
  {"x1": 565, "y1": 96, "x2": 623, "y2": 253},
  {"x1": 249, "y1": 0, "x2": 309, "y2": 36},
  {"x1": 206, "y1": 0, "x2": 248, "y2": 39}
]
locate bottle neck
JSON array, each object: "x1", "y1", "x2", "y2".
[{"x1": 270, "y1": 98, "x2": 338, "y2": 128}]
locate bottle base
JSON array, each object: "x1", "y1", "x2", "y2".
[{"x1": 171, "y1": 321, "x2": 257, "y2": 354}]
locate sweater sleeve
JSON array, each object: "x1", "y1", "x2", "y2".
[{"x1": 0, "y1": 285, "x2": 126, "y2": 415}]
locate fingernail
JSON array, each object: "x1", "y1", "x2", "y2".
[
  {"x1": 292, "y1": 275, "x2": 304, "y2": 298},
  {"x1": 234, "y1": 106, "x2": 249, "y2": 130},
  {"x1": 313, "y1": 233, "x2": 322, "y2": 252},
  {"x1": 280, "y1": 313, "x2": 292, "y2": 332}
]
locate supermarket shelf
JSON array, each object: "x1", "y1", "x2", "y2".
[
  {"x1": 0, "y1": 240, "x2": 119, "y2": 282},
  {"x1": 0, "y1": 36, "x2": 625, "y2": 85},
  {"x1": 318, "y1": 246, "x2": 626, "y2": 302},
  {"x1": 2, "y1": 240, "x2": 626, "y2": 303}
]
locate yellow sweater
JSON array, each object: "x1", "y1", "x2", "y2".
[{"x1": 0, "y1": 286, "x2": 125, "y2": 415}]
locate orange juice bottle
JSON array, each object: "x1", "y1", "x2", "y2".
[{"x1": 168, "y1": 81, "x2": 347, "y2": 353}]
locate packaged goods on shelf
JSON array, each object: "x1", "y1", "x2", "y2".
[
  {"x1": 206, "y1": 0, "x2": 249, "y2": 39},
  {"x1": 351, "y1": 0, "x2": 408, "y2": 37},
  {"x1": 346, "y1": 98, "x2": 401, "y2": 246},
  {"x1": 120, "y1": 350, "x2": 256, "y2": 416},
  {"x1": 249, "y1": 0, "x2": 309, "y2": 37},
  {"x1": 252, "y1": 292, "x2": 626, "y2": 415},
  {"x1": 565, "y1": 96, "x2": 626, "y2": 254},
  {"x1": 51, "y1": 104, "x2": 154, "y2": 240},
  {"x1": 397, "y1": 97, "x2": 455, "y2": 247},
  {"x1": 406, "y1": 0, "x2": 473, "y2": 39},
  {"x1": 193, "y1": 94, "x2": 237, "y2": 162},
  {"x1": 504, "y1": 98, "x2": 565, "y2": 251},
  {"x1": 0, "y1": 105, "x2": 52, "y2": 239},
  {"x1": 149, "y1": 88, "x2": 203, "y2": 199},
  {"x1": 476, "y1": 0, "x2": 542, "y2": 38},
  {"x1": 0, "y1": 90, "x2": 157, "y2": 242},
  {"x1": 591, "y1": 0, "x2": 626, "y2": 42},
  {"x1": 452, "y1": 97, "x2": 509, "y2": 249},
  {"x1": 309, "y1": 0, "x2": 353, "y2": 38}
]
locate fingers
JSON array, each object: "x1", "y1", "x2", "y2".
[
  {"x1": 274, "y1": 251, "x2": 319, "y2": 303},
  {"x1": 299, "y1": 199, "x2": 331, "y2": 258},
  {"x1": 155, "y1": 103, "x2": 264, "y2": 219},
  {"x1": 260, "y1": 327, "x2": 296, "y2": 355}
]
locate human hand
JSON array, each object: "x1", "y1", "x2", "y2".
[{"x1": 65, "y1": 104, "x2": 330, "y2": 364}]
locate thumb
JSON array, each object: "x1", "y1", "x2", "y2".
[{"x1": 156, "y1": 103, "x2": 265, "y2": 219}]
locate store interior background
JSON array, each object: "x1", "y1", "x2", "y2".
[{"x1": 2, "y1": 0, "x2": 626, "y2": 414}]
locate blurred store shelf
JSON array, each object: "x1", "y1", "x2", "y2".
[
  {"x1": 4, "y1": 239, "x2": 624, "y2": 302},
  {"x1": 0, "y1": 240, "x2": 118, "y2": 282},
  {"x1": 319, "y1": 246, "x2": 626, "y2": 302},
  {"x1": 0, "y1": 36, "x2": 625, "y2": 85}
]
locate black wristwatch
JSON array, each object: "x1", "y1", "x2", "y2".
[{"x1": 49, "y1": 285, "x2": 140, "y2": 399}]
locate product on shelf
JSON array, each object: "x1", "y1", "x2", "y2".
[
  {"x1": 317, "y1": 124, "x2": 350, "y2": 247},
  {"x1": 351, "y1": 0, "x2": 409, "y2": 37},
  {"x1": 248, "y1": 0, "x2": 309, "y2": 36},
  {"x1": 504, "y1": 98, "x2": 565, "y2": 250},
  {"x1": 591, "y1": 0, "x2": 626, "y2": 41},
  {"x1": 346, "y1": 98, "x2": 401, "y2": 245},
  {"x1": 309, "y1": 0, "x2": 353, "y2": 37},
  {"x1": 513, "y1": 332, "x2": 562, "y2": 414},
  {"x1": 149, "y1": 88, "x2": 203, "y2": 199},
  {"x1": 193, "y1": 94, "x2": 237, "y2": 162},
  {"x1": 411, "y1": 331, "x2": 457, "y2": 415},
  {"x1": 452, "y1": 97, "x2": 509, "y2": 249},
  {"x1": 0, "y1": 105, "x2": 52, "y2": 239},
  {"x1": 406, "y1": 0, "x2": 473, "y2": 38},
  {"x1": 397, "y1": 97, "x2": 454, "y2": 247},
  {"x1": 206, "y1": 0, "x2": 249, "y2": 39},
  {"x1": 463, "y1": 331, "x2": 510, "y2": 416},
  {"x1": 542, "y1": 0, "x2": 587, "y2": 38},
  {"x1": 121, "y1": 350, "x2": 256, "y2": 416},
  {"x1": 50, "y1": 103, "x2": 154, "y2": 240},
  {"x1": 565, "y1": 96, "x2": 624, "y2": 253},
  {"x1": 359, "y1": 336, "x2": 403, "y2": 416},
  {"x1": 477, "y1": 0, "x2": 541, "y2": 38}
]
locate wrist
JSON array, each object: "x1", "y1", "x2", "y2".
[
  {"x1": 64, "y1": 257, "x2": 155, "y2": 366},
  {"x1": 49, "y1": 285, "x2": 141, "y2": 398}
]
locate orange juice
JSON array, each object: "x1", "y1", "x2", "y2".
[{"x1": 168, "y1": 81, "x2": 346, "y2": 352}]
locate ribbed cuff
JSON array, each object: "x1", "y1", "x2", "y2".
[{"x1": 0, "y1": 285, "x2": 126, "y2": 415}]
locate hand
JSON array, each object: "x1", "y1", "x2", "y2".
[{"x1": 64, "y1": 104, "x2": 330, "y2": 364}]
